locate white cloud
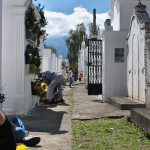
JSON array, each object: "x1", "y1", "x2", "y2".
[{"x1": 45, "y1": 6, "x2": 109, "y2": 37}]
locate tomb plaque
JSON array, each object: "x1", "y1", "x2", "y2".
[{"x1": 115, "y1": 48, "x2": 124, "y2": 62}]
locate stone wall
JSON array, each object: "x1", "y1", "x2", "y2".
[{"x1": 144, "y1": 29, "x2": 150, "y2": 106}]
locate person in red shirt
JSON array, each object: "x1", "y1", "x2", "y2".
[{"x1": 79, "y1": 73, "x2": 82, "y2": 82}]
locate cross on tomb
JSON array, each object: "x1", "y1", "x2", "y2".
[{"x1": 138, "y1": 0, "x2": 142, "y2": 3}]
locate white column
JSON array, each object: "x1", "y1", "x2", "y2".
[
  {"x1": 0, "y1": 0, "x2": 2, "y2": 92},
  {"x1": 13, "y1": 6, "x2": 26, "y2": 114},
  {"x1": 58, "y1": 55, "x2": 63, "y2": 73},
  {"x1": 52, "y1": 53, "x2": 56, "y2": 70}
]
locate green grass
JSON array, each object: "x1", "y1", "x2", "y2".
[
  {"x1": 67, "y1": 96, "x2": 74, "y2": 101},
  {"x1": 72, "y1": 117, "x2": 150, "y2": 150}
]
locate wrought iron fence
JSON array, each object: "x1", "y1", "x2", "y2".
[{"x1": 88, "y1": 39, "x2": 102, "y2": 95}]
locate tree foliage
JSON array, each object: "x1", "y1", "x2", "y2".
[
  {"x1": 36, "y1": 3, "x2": 48, "y2": 44},
  {"x1": 88, "y1": 22, "x2": 100, "y2": 38},
  {"x1": 25, "y1": 2, "x2": 48, "y2": 75},
  {"x1": 25, "y1": 3, "x2": 48, "y2": 46},
  {"x1": 64, "y1": 23, "x2": 88, "y2": 69},
  {"x1": 36, "y1": 4, "x2": 48, "y2": 28}
]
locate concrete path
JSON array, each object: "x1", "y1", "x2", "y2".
[
  {"x1": 20, "y1": 84, "x2": 130, "y2": 150},
  {"x1": 21, "y1": 87, "x2": 73, "y2": 150},
  {"x1": 72, "y1": 84, "x2": 130, "y2": 120}
]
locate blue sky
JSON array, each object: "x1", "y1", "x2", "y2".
[
  {"x1": 33, "y1": 0, "x2": 110, "y2": 58},
  {"x1": 34, "y1": 0, "x2": 110, "y2": 14}
]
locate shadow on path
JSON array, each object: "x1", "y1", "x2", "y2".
[{"x1": 20, "y1": 103, "x2": 70, "y2": 135}]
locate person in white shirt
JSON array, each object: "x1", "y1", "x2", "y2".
[{"x1": 69, "y1": 68, "x2": 73, "y2": 88}]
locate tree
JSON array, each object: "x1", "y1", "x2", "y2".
[
  {"x1": 36, "y1": 4, "x2": 48, "y2": 28},
  {"x1": 35, "y1": 4, "x2": 48, "y2": 45},
  {"x1": 25, "y1": 2, "x2": 48, "y2": 74},
  {"x1": 88, "y1": 22, "x2": 100, "y2": 38},
  {"x1": 64, "y1": 23, "x2": 88, "y2": 70}
]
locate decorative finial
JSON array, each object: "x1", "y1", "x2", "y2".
[{"x1": 135, "y1": 0, "x2": 146, "y2": 13}]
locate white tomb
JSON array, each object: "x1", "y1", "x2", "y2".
[
  {"x1": 127, "y1": 2, "x2": 150, "y2": 106},
  {"x1": 78, "y1": 40, "x2": 88, "y2": 82},
  {"x1": 41, "y1": 49, "x2": 52, "y2": 72},
  {"x1": 101, "y1": 0, "x2": 150, "y2": 101}
]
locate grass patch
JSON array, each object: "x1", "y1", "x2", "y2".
[
  {"x1": 72, "y1": 117, "x2": 150, "y2": 150},
  {"x1": 67, "y1": 96, "x2": 74, "y2": 101}
]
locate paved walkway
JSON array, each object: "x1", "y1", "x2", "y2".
[
  {"x1": 72, "y1": 85, "x2": 130, "y2": 120},
  {"x1": 20, "y1": 84, "x2": 130, "y2": 150}
]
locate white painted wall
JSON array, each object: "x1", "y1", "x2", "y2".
[
  {"x1": 51, "y1": 53, "x2": 57, "y2": 71},
  {"x1": 2, "y1": 1, "x2": 16, "y2": 114},
  {"x1": 112, "y1": 1, "x2": 120, "y2": 31},
  {"x1": 110, "y1": 0, "x2": 150, "y2": 31},
  {"x1": 145, "y1": 42, "x2": 150, "y2": 107},
  {"x1": 58, "y1": 55, "x2": 63, "y2": 73},
  {"x1": 1, "y1": 0, "x2": 30, "y2": 115},
  {"x1": 78, "y1": 50, "x2": 83, "y2": 79},
  {"x1": 55, "y1": 56, "x2": 58, "y2": 71},
  {"x1": 127, "y1": 4, "x2": 150, "y2": 104},
  {"x1": 84, "y1": 47, "x2": 88, "y2": 81},
  {"x1": 42, "y1": 49, "x2": 52, "y2": 72},
  {"x1": 81, "y1": 47, "x2": 88, "y2": 82},
  {"x1": 102, "y1": 31, "x2": 128, "y2": 101},
  {"x1": 120, "y1": 1, "x2": 150, "y2": 30},
  {"x1": 0, "y1": 0, "x2": 49, "y2": 115},
  {"x1": 78, "y1": 40, "x2": 88, "y2": 82},
  {"x1": 0, "y1": 0, "x2": 45, "y2": 115},
  {"x1": 41, "y1": 50, "x2": 69, "y2": 77},
  {"x1": 0, "y1": 0, "x2": 2, "y2": 94},
  {"x1": 24, "y1": 74, "x2": 36, "y2": 113},
  {"x1": 101, "y1": 0, "x2": 150, "y2": 103}
]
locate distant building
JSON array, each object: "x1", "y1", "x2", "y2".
[{"x1": 78, "y1": 40, "x2": 88, "y2": 82}]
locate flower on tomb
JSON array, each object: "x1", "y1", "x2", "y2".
[{"x1": 0, "y1": 93, "x2": 5, "y2": 103}]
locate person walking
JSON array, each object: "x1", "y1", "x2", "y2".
[
  {"x1": 79, "y1": 73, "x2": 82, "y2": 82},
  {"x1": 73, "y1": 69, "x2": 78, "y2": 82},
  {"x1": 69, "y1": 68, "x2": 73, "y2": 88},
  {"x1": 39, "y1": 71, "x2": 64, "y2": 104}
]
